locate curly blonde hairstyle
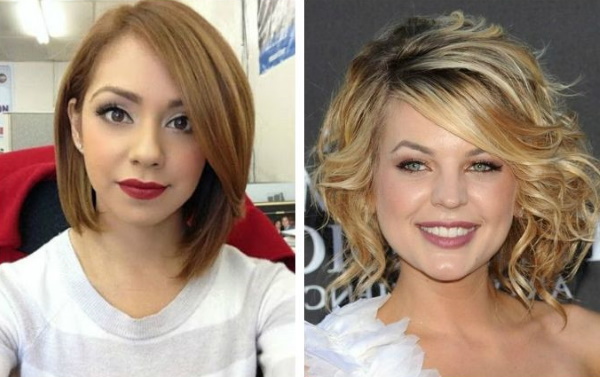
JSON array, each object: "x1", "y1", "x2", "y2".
[{"x1": 314, "y1": 11, "x2": 600, "y2": 317}]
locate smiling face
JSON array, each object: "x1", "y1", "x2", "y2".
[
  {"x1": 68, "y1": 34, "x2": 206, "y2": 230},
  {"x1": 373, "y1": 100, "x2": 518, "y2": 283}
]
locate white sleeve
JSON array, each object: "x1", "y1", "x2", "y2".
[
  {"x1": 0, "y1": 285, "x2": 19, "y2": 377},
  {"x1": 255, "y1": 265, "x2": 295, "y2": 377}
]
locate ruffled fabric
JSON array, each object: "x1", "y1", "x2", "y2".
[{"x1": 305, "y1": 295, "x2": 440, "y2": 377}]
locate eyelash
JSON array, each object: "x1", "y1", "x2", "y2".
[
  {"x1": 397, "y1": 160, "x2": 427, "y2": 172},
  {"x1": 396, "y1": 160, "x2": 503, "y2": 173},
  {"x1": 95, "y1": 103, "x2": 131, "y2": 124},
  {"x1": 471, "y1": 161, "x2": 502, "y2": 172},
  {"x1": 94, "y1": 103, "x2": 192, "y2": 133},
  {"x1": 166, "y1": 116, "x2": 192, "y2": 133}
]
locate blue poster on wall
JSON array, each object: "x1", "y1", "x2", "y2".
[
  {"x1": 0, "y1": 65, "x2": 12, "y2": 151},
  {"x1": 258, "y1": 0, "x2": 295, "y2": 74}
]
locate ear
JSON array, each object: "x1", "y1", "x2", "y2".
[{"x1": 68, "y1": 98, "x2": 83, "y2": 153}]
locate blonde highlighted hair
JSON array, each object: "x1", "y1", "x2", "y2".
[
  {"x1": 315, "y1": 11, "x2": 600, "y2": 317},
  {"x1": 55, "y1": 0, "x2": 254, "y2": 278}
]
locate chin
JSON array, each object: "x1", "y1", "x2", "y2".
[
  {"x1": 99, "y1": 208, "x2": 181, "y2": 229},
  {"x1": 419, "y1": 261, "x2": 487, "y2": 283},
  {"x1": 424, "y1": 271, "x2": 472, "y2": 283}
]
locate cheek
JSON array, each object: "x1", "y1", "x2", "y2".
[
  {"x1": 80, "y1": 114, "x2": 122, "y2": 154},
  {"x1": 375, "y1": 167, "x2": 428, "y2": 209},
  {"x1": 473, "y1": 176, "x2": 518, "y2": 222},
  {"x1": 374, "y1": 170, "x2": 425, "y2": 232},
  {"x1": 175, "y1": 143, "x2": 206, "y2": 184},
  {"x1": 190, "y1": 147, "x2": 206, "y2": 174},
  {"x1": 80, "y1": 122, "x2": 122, "y2": 182}
]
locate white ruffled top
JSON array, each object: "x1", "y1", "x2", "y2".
[{"x1": 305, "y1": 295, "x2": 440, "y2": 377}]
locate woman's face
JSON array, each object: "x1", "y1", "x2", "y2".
[
  {"x1": 373, "y1": 100, "x2": 518, "y2": 283},
  {"x1": 68, "y1": 34, "x2": 206, "y2": 230}
]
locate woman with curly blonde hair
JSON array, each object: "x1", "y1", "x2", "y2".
[
  {"x1": 0, "y1": 1, "x2": 294, "y2": 376},
  {"x1": 305, "y1": 11, "x2": 600, "y2": 377}
]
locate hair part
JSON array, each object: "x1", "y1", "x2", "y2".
[
  {"x1": 315, "y1": 11, "x2": 600, "y2": 319},
  {"x1": 55, "y1": 0, "x2": 254, "y2": 278}
]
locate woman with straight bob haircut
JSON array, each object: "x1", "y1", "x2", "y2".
[
  {"x1": 305, "y1": 11, "x2": 600, "y2": 377},
  {"x1": 0, "y1": 1, "x2": 294, "y2": 376}
]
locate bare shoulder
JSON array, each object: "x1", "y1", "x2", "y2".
[
  {"x1": 562, "y1": 304, "x2": 600, "y2": 344},
  {"x1": 530, "y1": 300, "x2": 600, "y2": 333},
  {"x1": 540, "y1": 303, "x2": 600, "y2": 375}
]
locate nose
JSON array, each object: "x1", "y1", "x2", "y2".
[
  {"x1": 431, "y1": 169, "x2": 468, "y2": 209},
  {"x1": 129, "y1": 120, "x2": 164, "y2": 168}
]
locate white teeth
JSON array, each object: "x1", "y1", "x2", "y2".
[{"x1": 420, "y1": 226, "x2": 474, "y2": 238}]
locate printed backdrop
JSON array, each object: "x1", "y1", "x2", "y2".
[{"x1": 257, "y1": 0, "x2": 295, "y2": 74}]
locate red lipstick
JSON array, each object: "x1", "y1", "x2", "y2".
[{"x1": 118, "y1": 179, "x2": 167, "y2": 200}]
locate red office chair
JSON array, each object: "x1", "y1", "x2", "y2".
[{"x1": 0, "y1": 145, "x2": 295, "y2": 271}]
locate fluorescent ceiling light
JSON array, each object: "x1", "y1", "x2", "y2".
[
  {"x1": 42, "y1": 0, "x2": 67, "y2": 38},
  {"x1": 18, "y1": 0, "x2": 50, "y2": 45}
]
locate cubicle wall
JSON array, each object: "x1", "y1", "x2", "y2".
[{"x1": 0, "y1": 112, "x2": 53, "y2": 153}]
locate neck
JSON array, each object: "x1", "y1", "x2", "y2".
[
  {"x1": 379, "y1": 261, "x2": 524, "y2": 335},
  {"x1": 71, "y1": 212, "x2": 187, "y2": 284}
]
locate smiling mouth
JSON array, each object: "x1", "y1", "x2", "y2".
[
  {"x1": 417, "y1": 223, "x2": 478, "y2": 249},
  {"x1": 419, "y1": 226, "x2": 476, "y2": 238}
]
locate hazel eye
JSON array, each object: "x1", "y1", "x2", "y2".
[
  {"x1": 470, "y1": 161, "x2": 502, "y2": 172},
  {"x1": 167, "y1": 116, "x2": 191, "y2": 132}
]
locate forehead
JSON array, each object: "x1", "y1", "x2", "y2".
[
  {"x1": 380, "y1": 99, "x2": 480, "y2": 154},
  {"x1": 84, "y1": 34, "x2": 181, "y2": 102}
]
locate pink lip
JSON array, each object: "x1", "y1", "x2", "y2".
[
  {"x1": 118, "y1": 179, "x2": 167, "y2": 200},
  {"x1": 417, "y1": 221, "x2": 479, "y2": 249}
]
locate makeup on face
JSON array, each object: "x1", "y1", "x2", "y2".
[
  {"x1": 118, "y1": 179, "x2": 168, "y2": 200},
  {"x1": 373, "y1": 100, "x2": 518, "y2": 282},
  {"x1": 74, "y1": 35, "x2": 206, "y2": 228}
]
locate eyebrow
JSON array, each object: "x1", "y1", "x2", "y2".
[
  {"x1": 89, "y1": 86, "x2": 183, "y2": 109},
  {"x1": 391, "y1": 140, "x2": 432, "y2": 155},
  {"x1": 390, "y1": 140, "x2": 487, "y2": 157}
]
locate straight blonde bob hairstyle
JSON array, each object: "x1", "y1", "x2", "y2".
[
  {"x1": 315, "y1": 11, "x2": 600, "y2": 318},
  {"x1": 55, "y1": 0, "x2": 254, "y2": 278}
]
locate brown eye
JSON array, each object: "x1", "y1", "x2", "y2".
[
  {"x1": 95, "y1": 105, "x2": 133, "y2": 124},
  {"x1": 109, "y1": 108, "x2": 126, "y2": 123},
  {"x1": 167, "y1": 116, "x2": 191, "y2": 132}
]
